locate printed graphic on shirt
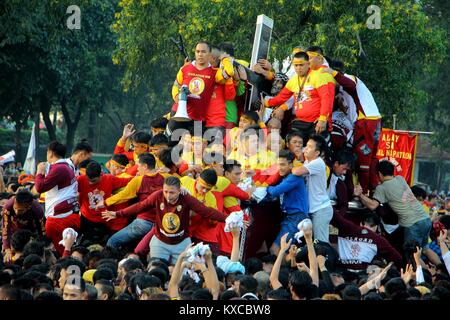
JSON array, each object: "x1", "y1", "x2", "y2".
[
  {"x1": 189, "y1": 77, "x2": 205, "y2": 95},
  {"x1": 162, "y1": 212, "x2": 180, "y2": 234},
  {"x1": 338, "y1": 237, "x2": 378, "y2": 264},
  {"x1": 88, "y1": 189, "x2": 105, "y2": 209}
]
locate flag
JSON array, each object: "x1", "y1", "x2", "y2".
[
  {"x1": 23, "y1": 123, "x2": 37, "y2": 175},
  {"x1": 0, "y1": 150, "x2": 15, "y2": 165},
  {"x1": 376, "y1": 128, "x2": 418, "y2": 185}
]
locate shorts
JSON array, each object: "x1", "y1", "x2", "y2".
[
  {"x1": 274, "y1": 213, "x2": 309, "y2": 247},
  {"x1": 404, "y1": 218, "x2": 432, "y2": 249}
]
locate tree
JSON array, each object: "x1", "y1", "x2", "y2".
[{"x1": 113, "y1": 0, "x2": 446, "y2": 131}]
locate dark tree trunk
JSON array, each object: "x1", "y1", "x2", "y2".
[
  {"x1": 34, "y1": 111, "x2": 41, "y2": 161},
  {"x1": 61, "y1": 100, "x2": 84, "y2": 154},
  {"x1": 14, "y1": 122, "x2": 22, "y2": 163},
  {"x1": 40, "y1": 95, "x2": 57, "y2": 141},
  {"x1": 87, "y1": 108, "x2": 96, "y2": 144}
]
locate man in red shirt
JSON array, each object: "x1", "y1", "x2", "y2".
[
  {"x1": 168, "y1": 41, "x2": 234, "y2": 138},
  {"x1": 2, "y1": 189, "x2": 45, "y2": 262},
  {"x1": 35, "y1": 141, "x2": 80, "y2": 256},
  {"x1": 77, "y1": 161, "x2": 132, "y2": 246},
  {"x1": 205, "y1": 45, "x2": 236, "y2": 144},
  {"x1": 103, "y1": 176, "x2": 227, "y2": 263}
]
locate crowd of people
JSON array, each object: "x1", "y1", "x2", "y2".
[{"x1": 0, "y1": 41, "x2": 449, "y2": 301}]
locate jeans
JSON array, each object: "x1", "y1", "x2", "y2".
[
  {"x1": 310, "y1": 204, "x2": 333, "y2": 243},
  {"x1": 404, "y1": 218, "x2": 432, "y2": 249},
  {"x1": 106, "y1": 218, "x2": 153, "y2": 249},
  {"x1": 150, "y1": 236, "x2": 191, "y2": 264}
]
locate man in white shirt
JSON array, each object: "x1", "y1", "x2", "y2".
[{"x1": 292, "y1": 134, "x2": 333, "y2": 243}]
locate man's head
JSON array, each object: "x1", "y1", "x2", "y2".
[
  {"x1": 411, "y1": 185, "x2": 427, "y2": 202},
  {"x1": 47, "y1": 141, "x2": 66, "y2": 163},
  {"x1": 150, "y1": 134, "x2": 169, "y2": 158},
  {"x1": 159, "y1": 148, "x2": 176, "y2": 172},
  {"x1": 58, "y1": 258, "x2": 87, "y2": 290},
  {"x1": 271, "y1": 72, "x2": 289, "y2": 96},
  {"x1": 237, "y1": 275, "x2": 258, "y2": 298},
  {"x1": 218, "y1": 42, "x2": 235, "y2": 57},
  {"x1": 333, "y1": 151, "x2": 354, "y2": 176},
  {"x1": 289, "y1": 270, "x2": 314, "y2": 300},
  {"x1": 203, "y1": 151, "x2": 225, "y2": 177},
  {"x1": 292, "y1": 52, "x2": 310, "y2": 77},
  {"x1": 238, "y1": 111, "x2": 259, "y2": 129},
  {"x1": 303, "y1": 134, "x2": 326, "y2": 161},
  {"x1": 13, "y1": 189, "x2": 34, "y2": 216},
  {"x1": 377, "y1": 160, "x2": 395, "y2": 182},
  {"x1": 278, "y1": 150, "x2": 295, "y2": 177},
  {"x1": 109, "y1": 154, "x2": 129, "y2": 176},
  {"x1": 196, "y1": 169, "x2": 217, "y2": 195},
  {"x1": 361, "y1": 212, "x2": 380, "y2": 233},
  {"x1": 150, "y1": 117, "x2": 168, "y2": 136},
  {"x1": 71, "y1": 140, "x2": 93, "y2": 167},
  {"x1": 240, "y1": 126, "x2": 264, "y2": 156},
  {"x1": 224, "y1": 160, "x2": 242, "y2": 185},
  {"x1": 95, "y1": 279, "x2": 114, "y2": 300},
  {"x1": 85, "y1": 161, "x2": 102, "y2": 185},
  {"x1": 131, "y1": 131, "x2": 151, "y2": 155},
  {"x1": 63, "y1": 276, "x2": 88, "y2": 300},
  {"x1": 306, "y1": 46, "x2": 325, "y2": 70},
  {"x1": 194, "y1": 41, "x2": 211, "y2": 66},
  {"x1": 286, "y1": 131, "x2": 304, "y2": 158},
  {"x1": 210, "y1": 45, "x2": 222, "y2": 68},
  {"x1": 137, "y1": 153, "x2": 156, "y2": 176},
  {"x1": 163, "y1": 176, "x2": 181, "y2": 204}
]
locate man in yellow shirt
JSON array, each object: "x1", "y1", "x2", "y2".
[
  {"x1": 227, "y1": 125, "x2": 277, "y2": 175},
  {"x1": 180, "y1": 169, "x2": 221, "y2": 254}
]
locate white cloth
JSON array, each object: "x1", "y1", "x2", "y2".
[
  {"x1": 186, "y1": 242, "x2": 210, "y2": 263},
  {"x1": 415, "y1": 265, "x2": 425, "y2": 284},
  {"x1": 252, "y1": 187, "x2": 267, "y2": 203},
  {"x1": 58, "y1": 228, "x2": 78, "y2": 246},
  {"x1": 294, "y1": 218, "x2": 313, "y2": 243},
  {"x1": 224, "y1": 211, "x2": 244, "y2": 232},
  {"x1": 303, "y1": 157, "x2": 331, "y2": 213},
  {"x1": 183, "y1": 267, "x2": 201, "y2": 283},
  {"x1": 238, "y1": 177, "x2": 253, "y2": 191}
]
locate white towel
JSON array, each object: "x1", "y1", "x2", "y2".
[
  {"x1": 186, "y1": 242, "x2": 210, "y2": 263},
  {"x1": 293, "y1": 219, "x2": 313, "y2": 243},
  {"x1": 224, "y1": 211, "x2": 244, "y2": 232},
  {"x1": 58, "y1": 228, "x2": 78, "y2": 246},
  {"x1": 252, "y1": 187, "x2": 267, "y2": 203}
]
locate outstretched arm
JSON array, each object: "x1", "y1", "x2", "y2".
[{"x1": 269, "y1": 233, "x2": 291, "y2": 290}]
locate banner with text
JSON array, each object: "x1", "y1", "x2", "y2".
[{"x1": 376, "y1": 128, "x2": 418, "y2": 185}]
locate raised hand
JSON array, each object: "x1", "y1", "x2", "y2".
[
  {"x1": 280, "y1": 233, "x2": 292, "y2": 253},
  {"x1": 122, "y1": 124, "x2": 136, "y2": 140},
  {"x1": 401, "y1": 264, "x2": 414, "y2": 285}
]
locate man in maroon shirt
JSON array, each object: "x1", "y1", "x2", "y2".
[
  {"x1": 2, "y1": 189, "x2": 45, "y2": 262},
  {"x1": 103, "y1": 176, "x2": 227, "y2": 264},
  {"x1": 35, "y1": 141, "x2": 80, "y2": 256},
  {"x1": 330, "y1": 211, "x2": 402, "y2": 270}
]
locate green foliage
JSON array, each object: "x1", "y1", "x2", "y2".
[{"x1": 113, "y1": 0, "x2": 446, "y2": 133}]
